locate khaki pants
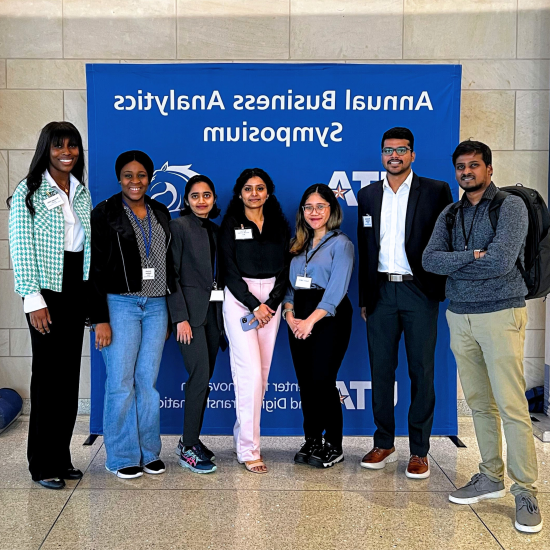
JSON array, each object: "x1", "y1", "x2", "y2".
[{"x1": 446, "y1": 307, "x2": 538, "y2": 496}]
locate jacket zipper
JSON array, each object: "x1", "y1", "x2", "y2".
[
  {"x1": 117, "y1": 233, "x2": 131, "y2": 292},
  {"x1": 165, "y1": 232, "x2": 172, "y2": 294}
]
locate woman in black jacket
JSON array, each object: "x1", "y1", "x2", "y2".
[
  {"x1": 167, "y1": 175, "x2": 223, "y2": 475},
  {"x1": 89, "y1": 150, "x2": 176, "y2": 480},
  {"x1": 219, "y1": 168, "x2": 291, "y2": 474}
]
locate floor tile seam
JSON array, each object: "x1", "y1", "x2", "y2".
[
  {"x1": 468, "y1": 506, "x2": 507, "y2": 550},
  {"x1": 428, "y1": 451, "x2": 459, "y2": 491},
  {"x1": 69, "y1": 487, "x2": 460, "y2": 493},
  {"x1": 37, "y1": 443, "x2": 104, "y2": 550}
]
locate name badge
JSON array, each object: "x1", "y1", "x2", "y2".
[
  {"x1": 44, "y1": 193, "x2": 64, "y2": 210},
  {"x1": 143, "y1": 268, "x2": 155, "y2": 280},
  {"x1": 363, "y1": 215, "x2": 373, "y2": 228},
  {"x1": 235, "y1": 228, "x2": 253, "y2": 240},
  {"x1": 295, "y1": 276, "x2": 312, "y2": 289},
  {"x1": 210, "y1": 289, "x2": 225, "y2": 302}
]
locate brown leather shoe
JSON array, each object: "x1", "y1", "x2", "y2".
[
  {"x1": 406, "y1": 455, "x2": 430, "y2": 479},
  {"x1": 360, "y1": 447, "x2": 397, "y2": 470}
]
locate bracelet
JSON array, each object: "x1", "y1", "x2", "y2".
[
  {"x1": 253, "y1": 306, "x2": 260, "y2": 312},
  {"x1": 282, "y1": 308, "x2": 294, "y2": 320}
]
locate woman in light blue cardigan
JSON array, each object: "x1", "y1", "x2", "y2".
[{"x1": 8, "y1": 122, "x2": 92, "y2": 490}]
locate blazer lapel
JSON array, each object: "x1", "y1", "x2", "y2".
[
  {"x1": 371, "y1": 182, "x2": 384, "y2": 248},
  {"x1": 405, "y1": 174, "x2": 421, "y2": 245}
]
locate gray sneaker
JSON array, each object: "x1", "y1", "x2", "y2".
[
  {"x1": 449, "y1": 473, "x2": 506, "y2": 505},
  {"x1": 515, "y1": 493, "x2": 543, "y2": 533}
]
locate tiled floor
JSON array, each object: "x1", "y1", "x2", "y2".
[{"x1": 1, "y1": 417, "x2": 549, "y2": 550}]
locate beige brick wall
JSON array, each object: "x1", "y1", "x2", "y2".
[{"x1": 0, "y1": 0, "x2": 549, "y2": 406}]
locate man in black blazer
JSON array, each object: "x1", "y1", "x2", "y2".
[{"x1": 357, "y1": 127, "x2": 453, "y2": 479}]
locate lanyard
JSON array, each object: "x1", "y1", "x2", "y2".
[
  {"x1": 304, "y1": 233, "x2": 337, "y2": 276},
  {"x1": 460, "y1": 203, "x2": 480, "y2": 251},
  {"x1": 123, "y1": 200, "x2": 152, "y2": 258}
]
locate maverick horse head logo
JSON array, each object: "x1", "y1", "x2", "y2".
[{"x1": 149, "y1": 162, "x2": 200, "y2": 213}]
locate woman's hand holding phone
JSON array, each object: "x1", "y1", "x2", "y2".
[{"x1": 253, "y1": 303, "x2": 275, "y2": 329}]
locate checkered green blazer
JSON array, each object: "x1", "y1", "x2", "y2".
[{"x1": 8, "y1": 177, "x2": 92, "y2": 297}]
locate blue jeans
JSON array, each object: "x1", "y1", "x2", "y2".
[{"x1": 101, "y1": 294, "x2": 168, "y2": 471}]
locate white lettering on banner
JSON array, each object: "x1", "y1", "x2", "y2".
[
  {"x1": 328, "y1": 170, "x2": 387, "y2": 206},
  {"x1": 204, "y1": 122, "x2": 342, "y2": 148},
  {"x1": 112, "y1": 90, "x2": 435, "y2": 146},
  {"x1": 336, "y1": 381, "x2": 398, "y2": 410},
  {"x1": 345, "y1": 89, "x2": 434, "y2": 111}
]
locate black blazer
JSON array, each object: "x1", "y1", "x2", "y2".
[
  {"x1": 357, "y1": 173, "x2": 453, "y2": 314},
  {"x1": 89, "y1": 192, "x2": 177, "y2": 324},
  {"x1": 167, "y1": 213, "x2": 223, "y2": 330}
]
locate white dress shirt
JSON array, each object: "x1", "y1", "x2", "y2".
[
  {"x1": 378, "y1": 170, "x2": 413, "y2": 275},
  {"x1": 24, "y1": 171, "x2": 85, "y2": 313}
]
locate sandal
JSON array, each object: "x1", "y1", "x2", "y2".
[{"x1": 244, "y1": 458, "x2": 267, "y2": 474}]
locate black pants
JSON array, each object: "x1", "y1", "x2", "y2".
[
  {"x1": 366, "y1": 279, "x2": 439, "y2": 456},
  {"x1": 288, "y1": 290, "x2": 352, "y2": 447},
  {"x1": 174, "y1": 302, "x2": 220, "y2": 447},
  {"x1": 27, "y1": 251, "x2": 86, "y2": 481}
]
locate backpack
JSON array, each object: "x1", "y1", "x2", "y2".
[
  {"x1": 525, "y1": 385, "x2": 545, "y2": 413},
  {"x1": 445, "y1": 184, "x2": 550, "y2": 300}
]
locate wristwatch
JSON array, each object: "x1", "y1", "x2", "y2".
[
  {"x1": 253, "y1": 306, "x2": 260, "y2": 312},
  {"x1": 282, "y1": 308, "x2": 294, "y2": 320}
]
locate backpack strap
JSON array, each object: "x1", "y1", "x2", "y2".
[
  {"x1": 487, "y1": 190, "x2": 508, "y2": 231},
  {"x1": 445, "y1": 202, "x2": 461, "y2": 239},
  {"x1": 488, "y1": 190, "x2": 529, "y2": 284}
]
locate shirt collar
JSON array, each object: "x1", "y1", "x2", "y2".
[
  {"x1": 309, "y1": 229, "x2": 340, "y2": 251},
  {"x1": 461, "y1": 181, "x2": 498, "y2": 207},
  {"x1": 44, "y1": 170, "x2": 79, "y2": 198},
  {"x1": 383, "y1": 170, "x2": 414, "y2": 191}
]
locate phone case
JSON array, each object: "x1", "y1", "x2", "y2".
[{"x1": 241, "y1": 312, "x2": 259, "y2": 331}]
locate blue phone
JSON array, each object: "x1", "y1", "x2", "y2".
[{"x1": 241, "y1": 312, "x2": 259, "y2": 331}]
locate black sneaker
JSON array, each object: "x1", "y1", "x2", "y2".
[
  {"x1": 294, "y1": 437, "x2": 323, "y2": 465},
  {"x1": 197, "y1": 439, "x2": 216, "y2": 462},
  {"x1": 143, "y1": 459, "x2": 166, "y2": 475},
  {"x1": 308, "y1": 441, "x2": 344, "y2": 468}
]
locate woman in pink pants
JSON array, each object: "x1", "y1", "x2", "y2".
[{"x1": 219, "y1": 168, "x2": 290, "y2": 474}]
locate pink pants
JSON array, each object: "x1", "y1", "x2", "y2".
[{"x1": 223, "y1": 277, "x2": 281, "y2": 462}]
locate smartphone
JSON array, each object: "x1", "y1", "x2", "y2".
[{"x1": 241, "y1": 312, "x2": 259, "y2": 332}]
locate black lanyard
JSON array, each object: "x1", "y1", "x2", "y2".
[
  {"x1": 460, "y1": 203, "x2": 481, "y2": 251},
  {"x1": 304, "y1": 233, "x2": 337, "y2": 276}
]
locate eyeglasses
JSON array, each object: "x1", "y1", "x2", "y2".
[
  {"x1": 303, "y1": 204, "x2": 330, "y2": 214},
  {"x1": 382, "y1": 147, "x2": 412, "y2": 156}
]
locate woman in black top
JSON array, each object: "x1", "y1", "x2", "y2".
[
  {"x1": 167, "y1": 175, "x2": 223, "y2": 475},
  {"x1": 219, "y1": 168, "x2": 290, "y2": 474},
  {"x1": 89, "y1": 150, "x2": 176, "y2": 480}
]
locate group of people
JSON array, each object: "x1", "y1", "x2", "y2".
[{"x1": 8, "y1": 122, "x2": 542, "y2": 533}]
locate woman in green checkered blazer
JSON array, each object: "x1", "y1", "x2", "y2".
[{"x1": 8, "y1": 122, "x2": 92, "y2": 490}]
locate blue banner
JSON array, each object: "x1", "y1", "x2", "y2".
[{"x1": 87, "y1": 63, "x2": 461, "y2": 436}]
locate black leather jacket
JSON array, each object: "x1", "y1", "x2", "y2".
[{"x1": 88, "y1": 192, "x2": 177, "y2": 324}]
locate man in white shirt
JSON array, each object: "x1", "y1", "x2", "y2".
[{"x1": 357, "y1": 127, "x2": 453, "y2": 478}]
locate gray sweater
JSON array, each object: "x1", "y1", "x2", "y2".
[{"x1": 422, "y1": 182, "x2": 528, "y2": 314}]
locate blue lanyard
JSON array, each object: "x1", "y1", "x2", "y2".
[{"x1": 123, "y1": 200, "x2": 152, "y2": 258}]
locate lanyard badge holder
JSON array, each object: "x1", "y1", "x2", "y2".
[
  {"x1": 209, "y1": 252, "x2": 224, "y2": 301},
  {"x1": 295, "y1": 233, "x2": 337, "y2": 289},
  {"x1": 124, "y1": 200, "x2": 155, "y2": 280}
]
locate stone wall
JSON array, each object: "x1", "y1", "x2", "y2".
[{"x1": 1, "y1": 1, "x2": 549, "y2": 414}]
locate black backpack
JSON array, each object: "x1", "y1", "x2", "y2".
[{"x1": 445, "y1": 184, "x2": 550, "y2": 300}]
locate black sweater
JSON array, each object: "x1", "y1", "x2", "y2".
[
  {"x1": 88, "y1": 192, "x2": 177, "y2": 324},
  {"x1": 219, "y1": 211, "x2": 291, "y2": 312}
]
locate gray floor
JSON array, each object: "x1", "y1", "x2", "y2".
[{"x1": 0, "y1": 416, "x2": 548, "y2": 550}]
